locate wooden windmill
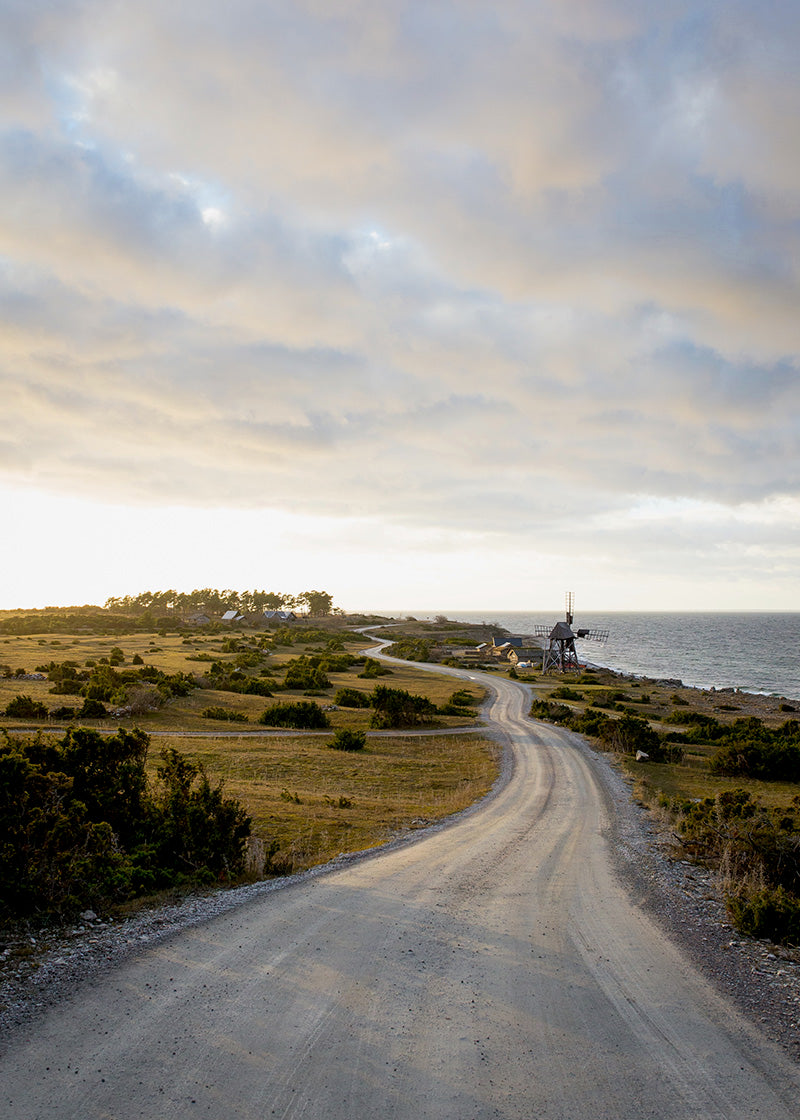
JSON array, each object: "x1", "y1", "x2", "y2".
[{"x1": 532, "y1": 592, "x2": 609, "y2": 673}]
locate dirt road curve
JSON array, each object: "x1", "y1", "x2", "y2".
[{"x1": 3, "y1": 672, "x2": 800, "y2": 1120}]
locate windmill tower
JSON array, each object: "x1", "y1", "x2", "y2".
[{"x1": 532, "y1": 592, "x2": 609, "y2": 673}]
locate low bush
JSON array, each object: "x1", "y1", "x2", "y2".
[
  {"x1": 710, "y1": 739, "x2": 800, "y2": 783},
  {"x1": 202, "y1": 706, "x2": 249, "y2": 722},
  {"x1": 258, "y1": 701, "x2": 331, "y2": 729},
  {"x1": 78, "y1": 698, "x2": 108, "y2": 718},
  {"x1": 370, "y1": 685, "x2": 437, "y2": 729},
  {"x1": 438, "y1": 688, "x2": 477, "y2": 716},
  {"x1": 5, "y1": 694, "x2": 48, "y2": 718},
  {"x1": 673, "y1": 789, "x2": 800, "y2": 944},
  {"x1": 530, "y1": 698, "x2": 572, "y2": 723},
  {"x1": 283, "y1": 656, "x2": 330, "y2": 690},
  {"x1": 705, "y1": 718, "x2": 800, "y2": 782},
  {"x1": 329, "y1": 729, "x2": 367, "y2": 751},
  {"x1": 551, "y1": 686, "x2": 583, "y2": 701},
  {"x1": 529, "y1": 699, "x2": 679, "y2": 761},
  {"x1": 358, "y1": 657, "x2": 392, "y2": 679},
  {"x1": 334, "y1": 687, "x2": 372, "y2": 708},
  {"x1": 384, "y1": 640, "x2": 431, "y2": 663},
  {"x1": 727, "y1": 886, "x2": 800, "y2": 942}
]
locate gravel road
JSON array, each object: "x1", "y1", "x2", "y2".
[{"x1": 2, "y1": 668, "x2": 800, "y2": 1119}]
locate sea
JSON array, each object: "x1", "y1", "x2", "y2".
[{"x1": 392, "y1": 611, "x2": 800, "y2": 702}]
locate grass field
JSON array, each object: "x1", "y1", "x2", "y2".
[
  {"x1": 150, "y1": 730, "x2": 499, "y2": 875},
  {"x1": 617, "y1": 746, "x2": 800, "y2": 818},
  {"x1": 0, "y1": 628, "x2": 484, "y2": 733},
  {"x1": 1, "y1": 623, "x2": 498, "y2": 880}
]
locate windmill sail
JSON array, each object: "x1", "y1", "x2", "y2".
[{"x1": 535, "y1": 594, "x2": 609, "y2": 672}]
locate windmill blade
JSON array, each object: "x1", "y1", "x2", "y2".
[
  {"x1": 531, "y1": 625, "x2": 552, "y2": 637},
  {"x1": 576, "y1": 628, "x2": 609, "y2": 643}
]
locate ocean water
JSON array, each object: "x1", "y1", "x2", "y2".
[{"x1": 399, "y1": 611, "x2": 800, "y2": 701}]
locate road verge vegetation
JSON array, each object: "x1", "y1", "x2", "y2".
[
  {"x1": 1, "y1": 729, "x2": 251, "y2": 923},
  {"x1": 527, "y1": 671, "x2": 800, "y2": 945}
]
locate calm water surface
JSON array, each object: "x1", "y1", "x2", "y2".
[{"x1": 392, "y1": 611, "x2": 800, "y2": 701}]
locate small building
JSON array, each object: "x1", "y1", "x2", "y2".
[
  {"x1": 507, "y1": 647, "x2": 543, "y2": 667},
  {"x1": 262, "y1": 609, "x2": 297, "y2": 622},
  {"x1": 221, "y1": 610, "x2": 245, "y2": 623},
  {"x1": 489, "y1": 635, "x2": 526, "y2": 660}
]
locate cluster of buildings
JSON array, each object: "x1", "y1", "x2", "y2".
[
  {"x1": 185, "y1": 609, "x2": 298, "y2": 627},
  {"x1": 450, "y1": 635, "x2": 544, "y2": 669}
]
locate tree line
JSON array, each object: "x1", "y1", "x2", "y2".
[{"x1": 103, "y1": 589, "x2": 334, "y2": 618}]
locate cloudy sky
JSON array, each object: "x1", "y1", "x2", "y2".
[{"x1": 3, "y1": 0, "x2": 799, "y2": 612}]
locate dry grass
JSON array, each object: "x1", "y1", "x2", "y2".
[
  {"x1": 0, "y1": 626, "x2": 499, "y2": 877},
  {"x1": 619, "y1": 755, "x2": 800, "y2": 814},
  {"x1": 0, "y1": 630, "x2": 485, "y2": 733},
  {"x1": 148, "y1": 730, "x2": 500, "y2": 874}
]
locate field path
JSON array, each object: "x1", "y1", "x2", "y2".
[{"x1": 2, "y1": 661, "x2": 799, "y2": 1119}]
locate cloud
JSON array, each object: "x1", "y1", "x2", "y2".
[{"x1": 1, "y1": 0, "x2": 798, "y2": 592}]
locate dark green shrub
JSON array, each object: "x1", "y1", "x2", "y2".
[
  {"x1": 607, "y1": 713, "x2": 661, "y2": 756},
  {"x1": 5, "y1": 694, "x2": 48, "y2": 718},
  {"x1": 317, "y1": 654, "x2": 356, "y2": 672},
  {"x1": 284, "y1": 656, "x2": 330, "y2": 690},
  {"x1": 673, "y1": 789, "x2": 800, "y2": 944},
  {"x1": 710, "y1": 739, "x2": 800, "y2": 782},
  {"x1": 530, "y1": 699, "x2": 572, "y2": 723},
  {"x1": 258, "y1": 701, "x2": 331, "y2": 729},
  {"x1": 369, "y1": 686, "x2": 437, "y2": 729},
  {"x1": 329, "y1": 729, "x2": 367, "y2": 751},
  {"x1": 202, "y1": 706, "x2": 249, "y2": 722},
  {"x1": 333, "y1": 687, "x2": 372, "y2": 708},
  {"x1": 708, "y1": 719, "x2": 800, "y2": 782},
  {"x1": 49, "y1": 679, "x2": 82, "y2": 695},
  {"x1": 358, "y1": 657, "x2": 392, "y2": 678},
  {"x1": 78, "y1": 698, "x2": 108, "y2": 718},
  {"x1": 0, "y1": 728, "x2": 252, "y2": 919},
  {"x1": 569, "y1": 706, "x2": 613, "y2": 738},
  {"x1": 727, "y1": 886, "x2": 800, "y2": 942},
  {"x1": 240, "y1": 678, "x2": 273, "y2": 697},
  {"x1": 383, "y1": 640, "x2": 431, "y2": 663},
  {"x1": 551, "y1": 686, "x2": 583, "y2": 701},
  {"x1": 153, "y1": 748, "x2": 251, "y2": 879}
]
